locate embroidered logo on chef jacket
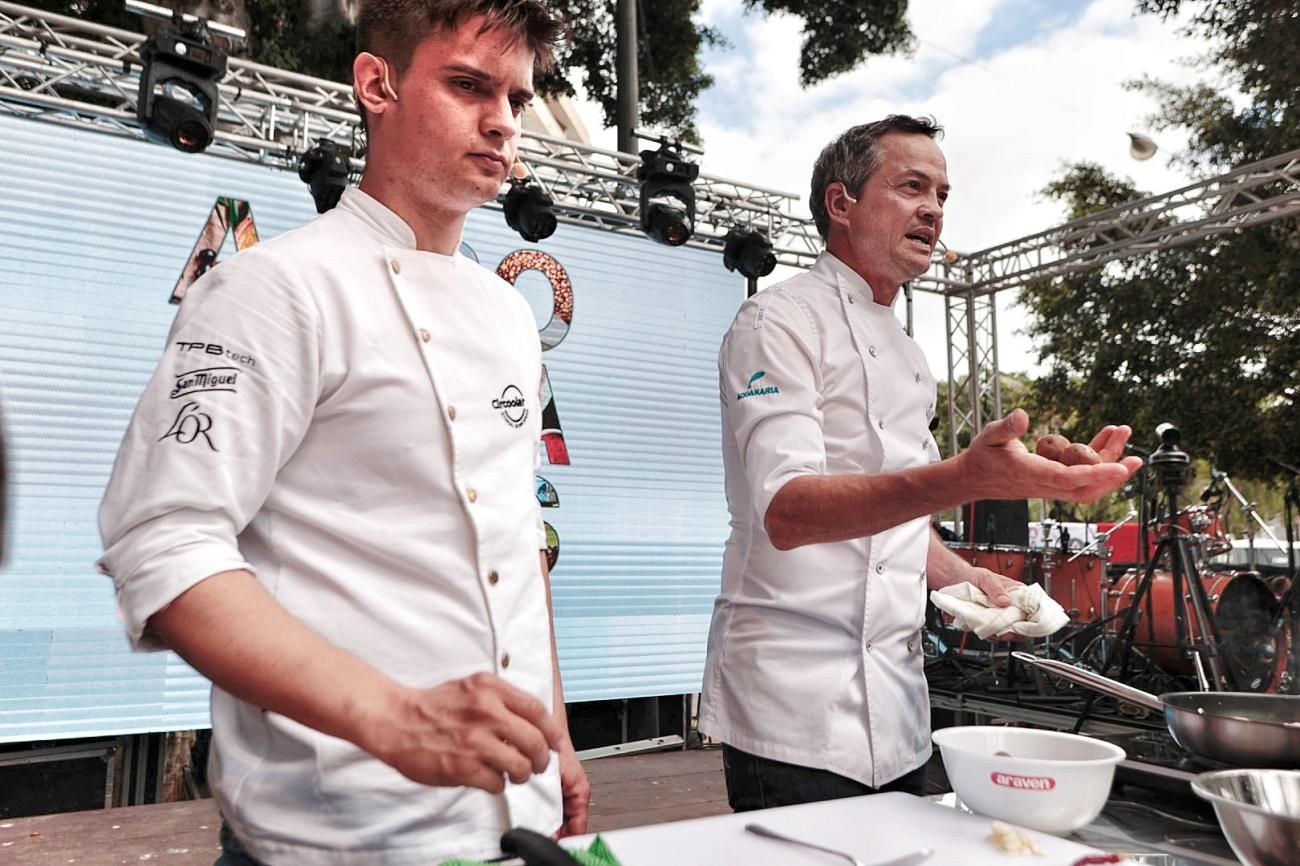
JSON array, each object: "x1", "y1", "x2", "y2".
[
  {"x1": 492, "y1": 384, "x2": 529, "y2": 428},
  {"x1": 170, "y1": 366, "x2": 239, "y2": 399},
  {"x1": 173, "y1": 341, "x2": 257, "y2": 368},
  {"x1": 736, "y1": 370, "x2": 780, "y2": 401},
  {"x1": 158, "y1": 401, "x2": 218, "y2": 451}
]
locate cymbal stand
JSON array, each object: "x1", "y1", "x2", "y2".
[
  {"x1": 1213, "y1": 467, "x2": 1288, "y2": 567},
  {"x1": 1067, "y1": 509, "x2": 1136, "y2": 563}
]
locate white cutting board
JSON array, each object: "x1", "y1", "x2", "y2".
[{"x1": 565, "y1": 792, "x2": 1106, "y2": 866}]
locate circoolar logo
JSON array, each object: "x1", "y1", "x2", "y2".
[
  {"x1": 737, "y1": 370, "x2": 780, "y2": 401},
  {"x1": 990, "y1": 772, "x2": 1056, "y2": 791},
  {"x1": 492, "y1": 384, "x2": 529, "y2": 428}
]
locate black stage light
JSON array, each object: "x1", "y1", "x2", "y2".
[
  {"x1": 137, "y1": 19, "x2": 226, "y2": 153},
  {"x1": 637, "y1": 147, "x2": 699, "y2": 246},
  {"x1": 504, "y1": 181, "x2": 557, "y2": 242},
  {"x1": 297, "y1": 139, "x2": 351, "y2": 214},
  {"x1": 722, "y1": 226, "x2": 777, "y2": 280}
]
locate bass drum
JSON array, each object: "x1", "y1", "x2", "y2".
[
  {"x1": 1037, "y1": 550, "x2": 1106, "y2": 622},
  {"x1": 1108, "y1": 569, "x2": 1288, "y2": 692},
  {"x1": 946, "y1": 543, "x2": 1038, "y2": 583}
]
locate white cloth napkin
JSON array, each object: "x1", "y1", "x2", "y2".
[{"x1": 929, "y1": 582, "x2": 1069, "y2": 639}]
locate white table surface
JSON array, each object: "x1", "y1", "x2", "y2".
[{"x1": 564, "y1": 791, "x2": 1106, "y2": 866}]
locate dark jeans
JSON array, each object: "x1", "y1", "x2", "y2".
[
  {"x1": 214, "y1": 823, "x2": 269, "y2": 866},
  {"x1": 721, "y1": 744, "x2": 928, "y2": 812}
]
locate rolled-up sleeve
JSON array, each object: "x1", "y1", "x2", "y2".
[
  {"x1": 718, "y1": 291, "x2": 825, "y2": 522},
  {"x1": 97, "y1": 248, "x2": 321, "y2": 648}
]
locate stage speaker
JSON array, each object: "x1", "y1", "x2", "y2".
[{"x1": 962, "y1": 499, "x2": 1029, "y2": 546}]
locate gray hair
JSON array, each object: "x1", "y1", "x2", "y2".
[{"x1": 810, "y1": 115, "x2": 944, "y2": 239}]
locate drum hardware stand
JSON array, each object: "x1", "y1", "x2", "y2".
[
  {"x1": 1212, "y1": 466, "x2": 1288, "y2": 569},
  {"x1": 1073, "y1": 426, "x2": 1234, "y2": 733},
  {"x1": 1067, "y1": 509, "x2": 1136, "y2": 564},
  {"x1": 1270, "y1": 459, "x2": 1300, "y2": 692}
]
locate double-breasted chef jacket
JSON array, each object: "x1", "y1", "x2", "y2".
[
  {"x1": 700, "y1": 251, "x2": 941, "y2": 788},
  {"x1": 98, "y1": 188, "x2": 560, "y2": 866}
]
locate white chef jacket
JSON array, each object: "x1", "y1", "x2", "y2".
[
  {"x1": 97, "y1": 188, "x2": 560, "y2": 865},
  {"x1": 699, "y1": 251, "x2": 940, "y2": 787}
]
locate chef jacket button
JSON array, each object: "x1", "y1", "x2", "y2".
[
  {"x1": 868, "y1": 346, "x2": 878, "y2": 357},
  {"x1": 390, "y1": 258, "x2": 401, "y2": 274},
  {"x1": 488, "y1": 570, "x2": 500, "y2": 586},
  {"x1": 914, "y1": 372, "x2": 922, "y2": 383},
  {"x1": 875, "y1": 562, "x2": 885, "y2": 574},
  {"x1": 921, "y1": 569, "x2": 927, "y2": 582},
  {"x1": 447, "y1": 405, "x2": 457, "y2": 421},
  {"x1": 878, "y1": 419, "x2": 885, "y2": 429},
  {"x1": 466, "y1": 487, "x2": 478, "y2": 503},
  {"x1": 501, "y1": 653, "x2": 511, "y2": 669},
  {"x1": 907, "y1": 638, "x2": 917, "y2": 653},
  {"x1": 419, "y1": 328, "x2": 431, "y2": 342},
  {"x1": 865, "y1": 642, "x2": 873, "y2": 652},
  {"x1": 847, "y1": 295, "x2": 855, "y2": 304}
]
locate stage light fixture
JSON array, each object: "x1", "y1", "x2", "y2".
[
  {"x1": 136, "y1": 19, "x2": 226, "y2": 153},
  {"x1": 638, "y1": 146, "x2": 699, "y2": 246},
  {"x1": 297, "y1": 138, "x2": 351, "y2": 214},
  {"x1": 503, "y1": 181, "x2": 558, "y2": 242},
  {"x1": 1128, "y1": 132, "x2": 1158, "y2": 161},
  {"x1": 722, "y1": 227, "x2": 776, "y2": 280}
]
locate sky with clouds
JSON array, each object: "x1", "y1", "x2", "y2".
[{"x1": 564, "y1": 0, "x2": 1218, "y2": 380}]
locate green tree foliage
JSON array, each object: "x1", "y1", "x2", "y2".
[
  {"x1": 30, "y1": 1, "x2": 916, "y2": 141},
  {"x1": 543, "y1": 1, "x2": 914, "y2": 140},
  {"x1": 1020, "y1": 1, "x2": 1299, "y2": 491},
  {"x1": 747, "y1": 0, "x2": 912, "y2": 87},
  {"x1": 541, "y1": 0, "x2": 724, "y2": 144}
]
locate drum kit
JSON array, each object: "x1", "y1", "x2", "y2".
[{"x1": 943, "y1": 490, "x2": 1293, "y2": 694}]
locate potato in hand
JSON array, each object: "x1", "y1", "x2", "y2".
[
  {"x1": 1034, "y1": 433, "x2": 1069, "y2": 462},
  {"x1": 1061, "y1": 442, "x2": 1101, "y2": 465}
]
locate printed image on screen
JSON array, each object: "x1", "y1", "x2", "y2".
[{"x1": 170, "y1": 197, "x2": 260, "y2": 304}]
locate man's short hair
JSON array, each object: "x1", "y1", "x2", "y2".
[
  {"x1": 356, "y1": 1, "x2": 565, "y2": 74},
  {"x1": 809, "y1": 115, "x2": 944, "y2": 240}
]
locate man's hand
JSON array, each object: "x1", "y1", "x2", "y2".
[
  {"x1": 368, "y1": 672, "x2": 566, "y2": 794},
  {"x1": 966, "y1": 566, "x2": 1030, "y2": 641},
  {"x1": 555, "y1": 739, "x2": 590, "y2": 837},
  {"x1": 966, "y1": 566, "x2": 1020, "y2": 608},
  {"x1": 961, "y1": 409, "x2": 1143, "y2": 504}
]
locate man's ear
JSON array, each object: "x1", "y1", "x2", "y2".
[
  {"x1": 353, "y1": 52, "x2": 395, "y2": 121},
  {"x1": 824, "y1": 181, "x2": 857, "y2": 229}
]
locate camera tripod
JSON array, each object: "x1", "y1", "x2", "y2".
[{"x1": 1100, "y1": 426, "x2": 1234, "y2": 691}]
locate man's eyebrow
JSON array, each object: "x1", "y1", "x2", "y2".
[
  {"x1": 898, "y1": 168, "x2": 950, "y2": 192},
  {"x1": 442, "y1": 62, "x2": 534, "y2": 102}
]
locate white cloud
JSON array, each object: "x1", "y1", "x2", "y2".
[{"x1": 561, "y1": 0, "x2": 1218, "y2": 380}]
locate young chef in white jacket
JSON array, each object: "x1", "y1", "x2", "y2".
[
  {"x1": 700, "y1": 115, "x2": 1143, "y2": 810},
  {"x1": 96, "y1": 2, "x2": 589, "y2": 863}
]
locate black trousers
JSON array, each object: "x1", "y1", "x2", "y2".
[{"x1": 721, "y1": 743, "x2": 929, "y2": 812}]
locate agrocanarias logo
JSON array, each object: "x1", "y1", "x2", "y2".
[{"x1": 737, "y1": 370, "x2": 780, "y2": 401}]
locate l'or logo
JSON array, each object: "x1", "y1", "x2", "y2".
[{"x1": 159, "y1": 401, "x2": 218, "y2": 451}]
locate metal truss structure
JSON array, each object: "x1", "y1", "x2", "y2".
[
  {"x1": 926, "y1": 147, "x2": 1300, "y2": 448},
  {"x1": 3, "y1": 1, "x2": 1299, "y2": 446},
  {"x1": 0, "y1": 1, "x2": 819, "y2": 263}
]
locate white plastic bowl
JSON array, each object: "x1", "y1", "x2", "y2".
[{"x1": 932, "y1": 725, "x2": 1125, "y2": 835}]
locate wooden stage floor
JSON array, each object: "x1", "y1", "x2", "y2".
[{"x1": 0, "y1": 747, "x2": 730, "y2": 865}]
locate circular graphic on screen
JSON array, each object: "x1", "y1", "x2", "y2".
[{"x1": 496, "y1": 250, "x2": 573, "y2": 350}]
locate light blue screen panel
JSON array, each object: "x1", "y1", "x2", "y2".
[{"x1": 0, "y1": 114, "x2": 738, "y2": 741}]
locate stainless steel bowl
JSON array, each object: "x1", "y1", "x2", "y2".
[{"x1": 1191, "y1": 769, "x2": 1300, "y2": 866}]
